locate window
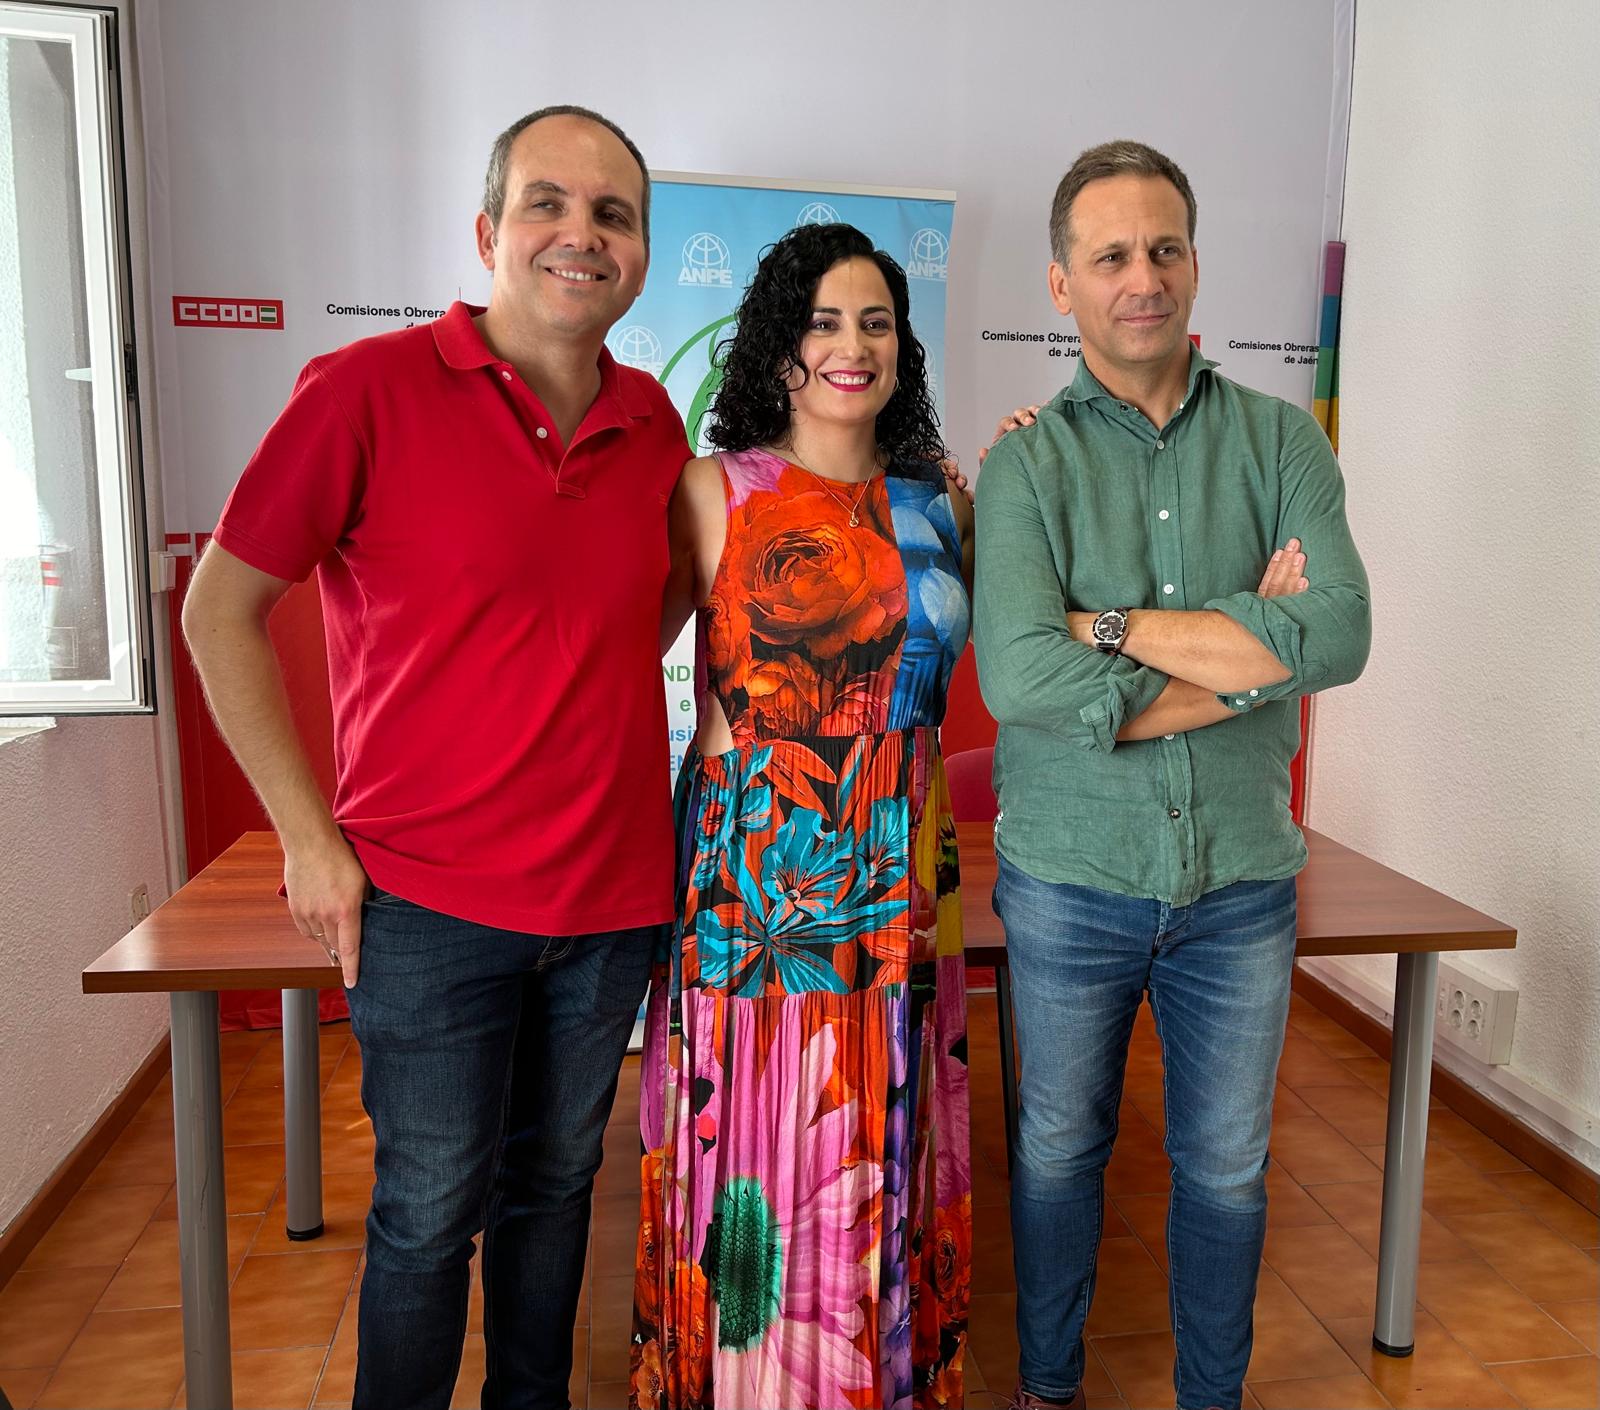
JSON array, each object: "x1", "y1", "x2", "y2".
[{"x1": 0, "y1": 3, "x2": 150, "y2": 714}]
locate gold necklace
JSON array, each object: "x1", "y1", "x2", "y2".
[{"x1": 782, "y1": 448, "x2": 880, "y2": 527}]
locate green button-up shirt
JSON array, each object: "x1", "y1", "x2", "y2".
[{"x1": 973, "y1": 349, "x2": 1371, "y2": 906}]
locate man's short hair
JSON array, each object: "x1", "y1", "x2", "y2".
[
  {"x1": 482, "y1": 104, "x2": 651, "y2": 247},
  {"x1": 1049, "y1": 140, "x2": 1197, "y2": 269}
]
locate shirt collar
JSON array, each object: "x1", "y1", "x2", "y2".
[
  {"x1": 1058, "y1": 341, "x2": 1218, "y2": 411},
  {"x1": 430, "y1": 302, "x2": 655, "y2": 421}
]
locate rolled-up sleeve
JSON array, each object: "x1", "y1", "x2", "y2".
[
  {"x1": 1205, "y1": 405, "x2": 1371, "y2": 709},
  {"x1": 975, "y1": 435, "x2": 1169, "y2": 751}
]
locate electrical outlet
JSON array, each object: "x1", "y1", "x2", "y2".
[
  {"x1": 130, "y1": 882, "x2": 151, "y2": 925},
  {"x1": 1435, "y1": 958, "x2": 1517, "y2": 1064}
]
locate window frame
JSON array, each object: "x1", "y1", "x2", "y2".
[{"x1": 0, "y1": 1, "x2": 152, "y2": 715}]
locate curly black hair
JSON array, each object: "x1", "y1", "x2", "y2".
[{"x1": 705, "y1": 223, "x2": 945, "y2": 473}]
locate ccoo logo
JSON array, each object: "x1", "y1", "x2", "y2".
[
  {"x1": 679, "y1": 232, "x2": 732, "y2": 287},
  {"x1": 907, "y1": 229, "x2": 948, "y2": 281},
  {"x1": 612, "y1": 325, "x2": 664, "y2": 374},
  {"x1": 173, "y1": 296, "x2": 284, "y2": 330}
]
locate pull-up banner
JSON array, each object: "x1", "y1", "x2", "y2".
[{"x1": 628, "y1": 175, "x2": 956, "y2": 777}]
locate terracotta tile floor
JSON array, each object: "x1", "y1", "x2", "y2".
[{"x1": 2, "y1": 992, "x2": 1595, "y2": 1408}]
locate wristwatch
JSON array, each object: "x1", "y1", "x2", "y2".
[{"x1": 1091, "y1": 607, "x2": 1131, "y2": 655}]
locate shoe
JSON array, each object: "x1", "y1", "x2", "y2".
[{"x1": 1008, "y1": 1385, "x2": 1087, "y2": 1410}]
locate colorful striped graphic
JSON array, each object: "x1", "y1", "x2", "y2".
[{"x1": 1313, "y1": 241, "x2": 1345, "y2": 449}]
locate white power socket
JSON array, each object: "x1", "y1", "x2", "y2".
[{"x1": 1435, "y1": 958, "x2": 1518, "y2": 1065}]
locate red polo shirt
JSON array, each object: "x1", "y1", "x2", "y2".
[{"x1": 214, "y1": 302, "x2": 689, "y2": 935}]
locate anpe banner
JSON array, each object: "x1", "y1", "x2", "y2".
[{"x1": 628, "y1": 176, "x2": 956, "y2": 777}]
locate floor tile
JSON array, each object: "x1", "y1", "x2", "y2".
[
  {"x1": 0, "y1": 1264, "x2": 117, "y2": 1371},
  {"x1": 1418, "y1": 1145, "x2": 1523, "y2": 1218},
  {"x1": 1277, "y1": 1034, "x2": 1364, "y2": 1090},
  {"x1": 0, "y1": 1365, "x2": 51, "y2": 1408},
  {"x1": 1085, "y1": 1238, "x2": 1170, "y2": 1338},
  {"x1": 1264, "y1": 1165, "x2": 1338, "y2": 1229},
  {"x1": 1264, "y1": 1222, "x2": 1379, "y2": 1322},
  {"x1": 1110, "y1": 1192, "x2": 1170, "y2": 1272},
  {"x1": 229, "y1": 1248, "x2": 361, "y2": 1351},
  {"x1": 81, "y1": 1122, "x2": 177, "y2": 1190},
  {"x1": 1487, "y1": 1355, "x2": 1599, "y2": 1409},
  {"x1": 1426, "y1": 1110, "x2": 1527, "y2": 1175},
  {"x1": 1343, "y1": 1056, "x2": 1394, "y2": 1096},
  {"x1": 32, "y1": 1307, "x2": 184, "y2": 1409},
  {"x1": 1324, "y1": 1308, "x2": 1522, "y2": 1408},
  {"x1": 451, "y1": 1332, "x2": 486, "y2": 1408},
  {"x1": 254, "y1": 1169, "x2": 373, "y2": 1254},
  {"x1": 1248, "y1": 1371, "x2": 1392, "y2": 1408},
  {"x1": 1308, "y1": 1180, "x2": 1478, "y2": 1264},
  {"x1": 587, "y1": 1273, "x2": 634, "y2": 1385},
  {"x1": 153, "y1": 1141, "x2": 288, "y2": 1220},
  {"x1": 173, "y1": 1346, "x2": 327, "y2": 1408},
  {"x1": 1539, "y1": 1300, "x2": 1599, "y2": 1353},
  {"x1": 20, "y1": 1183, "x2": 171, "y2": 1272},
  {"x1": 1415, "y1": 1259, "x2": 1586, "y2": 1363},
  {"x1": 1269, "y1": 1116, "x2": 1381, "y2": 1186},
  {"x1": 1294, "y1": 1083, "x2": 1392, "y2": 1147},
  {"x1": 1436, "y1": 1208, "x2": 1598, "y2": 1301},
  {"x1": 1288, "y1": 1006, "x2": 1382, "y2": 1060},
  {"x1": 97, "y1": 1213, "x2": 261, "y2": 1311},
  {"x1": 1090, "y1": 1329, "x2": 1177, "y2": 1408},
  {"x1": 967, "y1": 1291, "x2": 1020, "y2": 1393},
  {"x1": 311, "y1": 1293, "x2": 357, "y2": 1407},
  {"x1": 1488, "y1": 1172, "x2": 1600, "y2": 1248},
  {"x1": 589, "y1": 1192, "x2": 640, "y2": 1277},
  {"x1": 1248, "y1": 1266, "x2": 1362, "y2": 1383}
]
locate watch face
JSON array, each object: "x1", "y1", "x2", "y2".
[{"x1": 1094, "y1": 612, "x2": 1124, "y2": 643}]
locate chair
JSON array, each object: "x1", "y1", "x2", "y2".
[{"x1": 943, "y1": 745, "x2": 997, "y2": 821}]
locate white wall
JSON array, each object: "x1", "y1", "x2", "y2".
[
  {"x1": 0, "y1": 719, "x2": 172, "y2": 1228},
  {"x1": 1305, "y1": 0, "x2": 1600, "y2": 1165}
]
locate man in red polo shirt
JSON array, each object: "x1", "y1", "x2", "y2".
[{"x1": 183, "y1": 106, "x2": 686, "y2": 1410}]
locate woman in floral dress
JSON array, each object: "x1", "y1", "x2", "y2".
[{"x1": 632, "y1": 224, "x2": 973, "y2": 1410}]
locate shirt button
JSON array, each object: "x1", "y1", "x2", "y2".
[
  {"x1": 1158, "y1": 509, "x2": 1170, "y2": 520},
  {"x1": 1236, "y1": 698, "x2": 1247, "y2": 706},
  {"x1": 500, "y1": 369, "x2": 512, "y2": 381},
  {"x1": 1168, "y1": 808, "x2": 1182, "y2": 819},
  {"x1": 1156, "y1": 439, "x2": 1166, "y2": 450},
  {"x1": 1163, "y1": 733, "x2": 1175, "y2": 740},
  {"x1": 1249, "y1": 689, "x2": 1259, "y2": 697},
  {"x1": 1163, "y1": 583, "x2": 1175, "y2": 595},
  {"x1": 536, "y1": 426, "x2": 549, "y2": 439}
]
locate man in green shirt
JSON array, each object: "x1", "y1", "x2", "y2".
[{"x1": 974, "y1": 141, "x2": 1370, "y2": 1410}]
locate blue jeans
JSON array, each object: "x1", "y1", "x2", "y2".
[
  {"x1": 346, "y1": 891, "x2": 657, "y2": 1410},
  {"x1": 994, "y1": 854, "x2": 1297, "y2": 1410}
]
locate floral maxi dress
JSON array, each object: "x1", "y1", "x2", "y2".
[{"x1": 632, "y1": 448, "x2": 972, "y2": 1410}]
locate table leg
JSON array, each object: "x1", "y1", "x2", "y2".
[
  {"x1": 169, "y1": 990, "x2": 233, "y2": 1408},
  {"x1": 996, "y1": 962, "x2": 1021, "y2": 1175},
  {"x1": 1373, "y1": 949, "x2": 1439, "y2": 1357},
  {"x1": 281, "y1": 988, "x2": 324, "y2": 1240}
]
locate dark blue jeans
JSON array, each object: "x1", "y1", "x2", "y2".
[
  {"x1": 346, "y1": 891, "x2": 657, "y2": 1410},
  {"x1": 994, "y1": 855, "x2": 1297, "y2": 1410}
]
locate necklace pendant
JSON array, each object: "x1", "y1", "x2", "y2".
[{"x1": 849, "y1": 511, "x2": 859, "y2": 527}]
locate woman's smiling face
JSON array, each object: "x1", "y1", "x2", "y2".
[{"x1": 786, "y1": 256, "x2": 899, "y2": 437}]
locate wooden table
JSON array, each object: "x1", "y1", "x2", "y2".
[
  {"x1": 84, "y1": 833, "x2": 342, "y2": 1409},
  {"x1": 84, "y1": 825, "x2": 1514, "y2": 1400},
  {"x1": 955, "y1": 819, "x2": 1517, "y2": 1360}
]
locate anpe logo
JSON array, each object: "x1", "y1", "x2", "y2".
[
  {"x1": 907, "y1": 228, "x2": 948, "y2": 281},
  {"x1": 795, "y1": 201, "x2": 841, "y2": 226},
  {"x1": 679, "y1": 232, "x2": 733, "y2": 287},
  {"x1": 173, "y1": 297, "x2": 284, "y2": 330},
  {"x1": 613, "y1": 325, "x2": 665, "y2": 374}
]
